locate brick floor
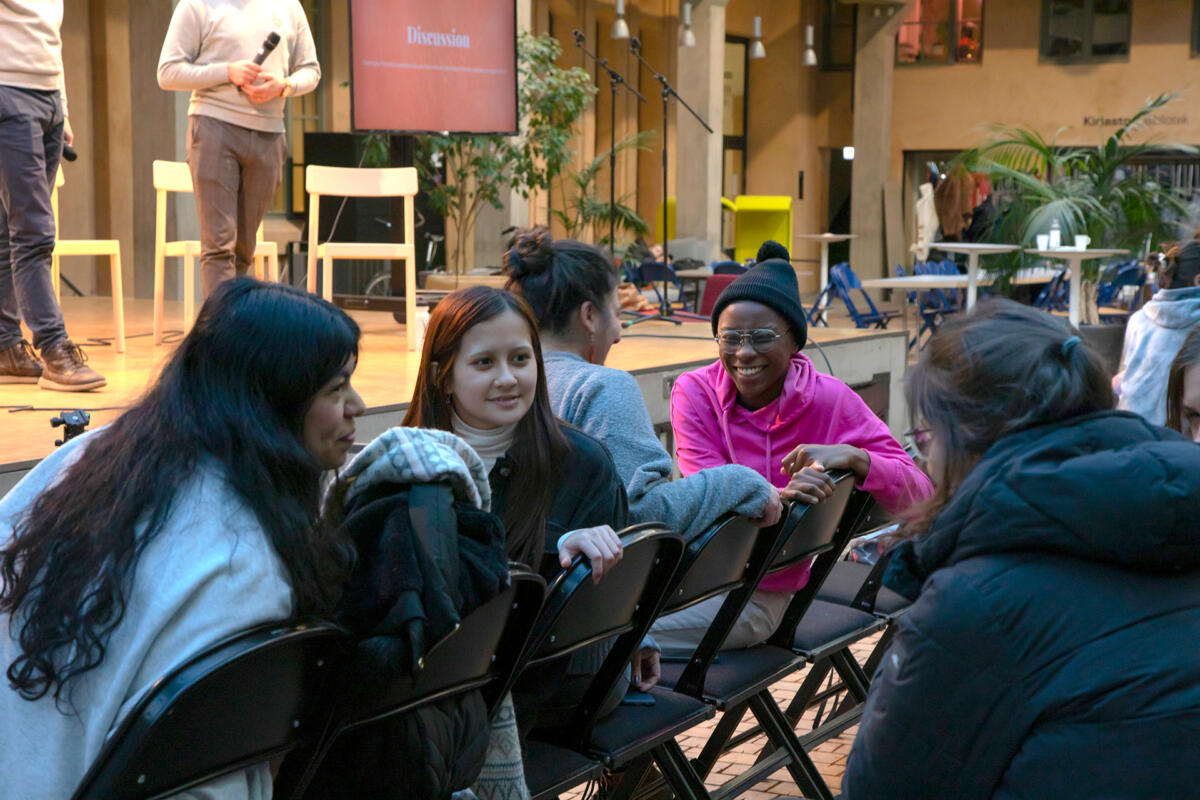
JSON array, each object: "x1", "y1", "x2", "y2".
[{"x1": 562, "y1": 632, "x2": 881, "y2": 799}]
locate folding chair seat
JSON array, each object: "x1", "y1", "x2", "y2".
[
  {"x1": 517, "y1": 526, "x2": 700, "y2": 799},
  {"x1": 523, "y1": 740, "x2": 606, "y2": 798},
  {"x1": 71, "y1": 621, "x2": 349, "y2": 800},
  {"x1": 276, "y1": 571, "x2": 547, "y2": 799},
  {"x1": 828, "y1": 263, "x2": 900, "y2": 329}
]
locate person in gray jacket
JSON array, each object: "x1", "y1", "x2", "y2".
[
  {"x1": 503, "y1": 227, "x2": 781, "y2": 544},
  {"x1": 0, "y1": 279, "x2": 363, "y2": 799},
  {"x1": 1115, "y1": 239, "x2": 1200, "y2": 425},
  {"x1": 158, "y1": 0, "x2": 320, "y2": 298}
]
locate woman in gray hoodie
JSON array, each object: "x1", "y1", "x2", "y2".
[
  {"x1": 1116, "y1": 239, "x2": 1200, "y2": 425},
  {"x1": 503, "y1": 228, "x2": 781, "y2": 545}
]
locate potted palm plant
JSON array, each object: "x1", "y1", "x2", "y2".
[{"x1": 960, "y1": 92, "x2": 1193, "y2": 325}]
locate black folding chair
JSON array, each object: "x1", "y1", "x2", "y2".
[
  {"x1": 518, "y1": 525, "x2": 701, "y2": 799},
  {"x1": 275, "y1": 570, "x2": 546, "y2": 799},
  {"x1": 71, "y1": 621, "x2": 349, "y2": 800},
  {"x1": 649, "y1": 473, "x2": 863, "y2": 800}
]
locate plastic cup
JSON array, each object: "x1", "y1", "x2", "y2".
[
  {"x1": 1075, "y1": 234, "x2": 1091, "y2": 249},
  {"x1": 1036, "y1": 234, "x2": 1050, "y2": 251}
]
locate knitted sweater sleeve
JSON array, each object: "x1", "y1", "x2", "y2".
[
  {"x1": 157, "y1": 0, "x2": 229, "y2": 91},
  {"x1": 565, "y1": 369, "x2": 772, "y2": 540}
]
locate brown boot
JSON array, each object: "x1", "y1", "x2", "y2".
[
  {"x1": 0, "y1": 340, "x2": 43, "y2": 384},
  {"x1": 38, "y1": 340, "x2": 106, "y2": 392}
]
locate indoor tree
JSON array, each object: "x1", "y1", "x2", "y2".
[
  {"x1": 551, "y1": 130, "x2": 653, "y2": 251},
  {"x1": 416, "y1": 32, "x2": 596, "y2": 273},
  {"x1": 960, "y1": 92, "x2": 1193, "y2": 323}
]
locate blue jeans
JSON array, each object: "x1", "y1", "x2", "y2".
[{"x1": 0, "y1": 85, "x2": 68, "y2": 352}]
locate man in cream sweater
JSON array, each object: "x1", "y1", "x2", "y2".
[
  {"x1": 158, "y1": 0, "x2": 320, "y2": 298},
  {"x1": 0, "y1": 0, "x2": 106, "y2": 391}
]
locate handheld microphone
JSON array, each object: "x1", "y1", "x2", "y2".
[
  {"x1": 629, "y1": 36, "x2": 642, "y2": 54},
  {"x1": 62, "y1": 144, "x2": 77, "y2": 162},
  {"x1": 252, "y1": 31, "x2": 281, "y2": 65}
]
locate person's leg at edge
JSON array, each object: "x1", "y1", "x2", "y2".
[
  {"x1": 189, "y1": 115, "x2": 241, "y2": 298},
  {"x1": 0, "y1": 196, "x2": 42, "y2": 384},
  {"x1": 0, "y1": 86, "x2": 102, "y2": 390},
  {"x1": 649, "y1": 589, "x2": 793, "y2": 655},
  {"x1": 235, "y1": 128, "x2": 285, "y2": 280}
]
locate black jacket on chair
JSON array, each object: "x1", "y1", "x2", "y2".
[{"x1": 844, "y1": 411, "x2": 1200, "y2": 800}]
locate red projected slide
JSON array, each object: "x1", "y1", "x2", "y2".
[{"x1": 351, "y1": 0, "x2": 517, "y2": 133}]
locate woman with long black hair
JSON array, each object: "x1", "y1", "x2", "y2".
[{"x1": 0, "y1": 278, "x2": 364, "y2": 798}]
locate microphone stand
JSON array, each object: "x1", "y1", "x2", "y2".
[
  {"x1": 573, "y1": 31, "x2": 646, "y2": 263},
  {"x1": 624, "y1": 36, "x2": 713, "y2": 328}
]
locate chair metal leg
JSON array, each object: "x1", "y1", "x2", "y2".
[
  {"x1": 747, "y1": 691, "x2": 834, "y2": 800},
  {"x1": 110, "y1": 251, "x2": 125, "y2": 353},
  {"x1": 694, "y1": 703, "x2": 746, "y2": 779},
  {"x1": 652, "y1": 740, "x2": 713, "y2": 800}
]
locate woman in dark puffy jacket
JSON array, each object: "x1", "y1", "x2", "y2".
[{"x1": 844, "y1": 299, "x2": 1200, "y2": 799}]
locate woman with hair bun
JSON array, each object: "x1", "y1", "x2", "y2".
[
  {"x1": 504, "y1": 227, "x2": 781, "y2": 547},
  {"x1": 845, "y1": 299, "x2": 1200, "y2": 799}
]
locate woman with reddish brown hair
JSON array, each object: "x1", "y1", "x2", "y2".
[{"x1": 844, "y1": 299, "x2": 1200, "y2": 799}]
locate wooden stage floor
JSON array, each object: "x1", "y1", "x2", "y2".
[{"x1": 1, "y1": 296, "x2": 899, "y2": 473}]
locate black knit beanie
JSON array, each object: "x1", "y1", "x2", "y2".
[
  {"x1": 710, "y1": 258, "x2": 808, "y2": 349},
  {"x1": 756, "y1": 239, "x2": 790, "y2": 263}
]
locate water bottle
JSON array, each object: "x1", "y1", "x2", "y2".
[{"x1": 1048, "y1": 219, "x2": 1062, "y2": 250}]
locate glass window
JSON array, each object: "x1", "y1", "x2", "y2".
[
  {"x1": 896, "y1": 0, "x2": 984, "y2": 65},
  {"x1": 1041, "y1": 0, "x2": 1130, "y2": 62},
  {"x1": 823, "y1": 0, "x2": 856, "y2": 71}
]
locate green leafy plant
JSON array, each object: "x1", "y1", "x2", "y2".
[
  {"x1": 959, "y1": 91, "x2": 1193, "y2": 323},
  {"x1": 551, "y1": 130, "x2": 653, "y2": 248},
  {"x1": 416, "y1": 32, "x2": 597, "y2": 272}
]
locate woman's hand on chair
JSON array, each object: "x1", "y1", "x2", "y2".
[
  {"x1": 781, "y1": 443, "x2": 870, "y2": 481},
  {"x1": 750, "y1": 486, "x2": 783, "y2": 527},
  {"x1": 560, "y1": 525, "x2": 623, "y2": 583},
  {"x1": 782, "y1": 465, "x2": 836, "y2": 504},
  {"x1": 634, "y1": 646, "x2": 661, "y2": 692}
]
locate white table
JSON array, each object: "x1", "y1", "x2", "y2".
[
  {"x1": 930, "y1": 242, "x2": 1021, "y2": 309},
  {"x1": 1025, "y1": 248, "x2": 1130, "y2": 326},
  {"x1": 861, "y1": 269, "x2": 1061, "y2": 341},
  {"x1": 797, "y1": 233, "x2": 855, "y2": 323}
]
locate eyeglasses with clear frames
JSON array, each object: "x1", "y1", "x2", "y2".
[
  {"x1": 904, "y1": 426, "x2": 933, "y2": 458},
  {"x1": 715, "y1": 329, "x2": 785, "y2": 353}
]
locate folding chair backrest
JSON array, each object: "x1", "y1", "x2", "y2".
[
  {"x1": 273, "y1": 572, "x2": 545, "y2": 799},
  {"x1": 659, "y1": 514, "x2": 765, "y2": 615},
  {"x1": 528, "y1": 526, "x2": 682, "y2": 666},
  {"x1": 766, "y1": 471, "x2": 857, "y2": 576},
  {"x1": 342, "y1": 571, "x2": 546, "y2": 732},
  {"x1": 152, "y1": 159, "x2": 194, "y2": 194},
  {"x1": 524, "y1": 526, "x2": 683, "y2": 744},
  {"x1": 71, "y1": 622, "x2": 348, "y2": 800}
]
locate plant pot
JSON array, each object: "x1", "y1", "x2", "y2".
[{"x1": 1080, "y1": 321, "x2": 1127, "y2": 376}]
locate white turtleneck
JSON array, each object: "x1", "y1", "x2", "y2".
[{"x1": 450, "y1": 410, "x2": 517, "y2": 475}]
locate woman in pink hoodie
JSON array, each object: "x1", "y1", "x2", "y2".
[{"x1": 655, "y1": 249, "x2": 932, "y2": 652}]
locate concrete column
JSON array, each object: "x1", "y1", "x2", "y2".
[
  {"x1": 849, "y1": 1, "x2": 912, "y2": 278},
  {"x1": 675, "y1": 0, "x2": 726, "y2": 261}
]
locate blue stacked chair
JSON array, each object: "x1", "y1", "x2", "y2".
[{"x1": 827, "y1": 263, "x2": 900, "y2": 329}]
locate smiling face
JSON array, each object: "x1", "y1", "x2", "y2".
[
  {"x1": 716, "y1": 300, "x2": 797, "y2": 409},
  {"x1": 449, "y1": 309, "x2": 538, "y2": 429},
  {"x1": 302, "y1": 358, "x2": 365, "y2": 470}
]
